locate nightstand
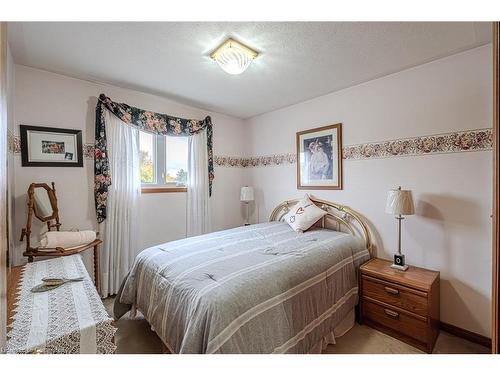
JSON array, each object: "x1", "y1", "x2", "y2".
[{"x1": 359, "y1": 258, "x2": 440, "y2": 353}]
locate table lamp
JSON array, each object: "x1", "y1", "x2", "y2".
[
  {"x1": 385, "y1": 186, "x2": 415, "y2": 271},
  {"x1": 240, "y1": 186, "x2": 254, "y2": 226}
]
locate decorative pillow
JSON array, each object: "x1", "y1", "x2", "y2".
[{"x1": 283, "y1": 195, "x2": 328, "y2": 232}]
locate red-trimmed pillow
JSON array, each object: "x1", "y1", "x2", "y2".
[{"x1": 283, "y1": 195, "x2": 328, "y2": 232}]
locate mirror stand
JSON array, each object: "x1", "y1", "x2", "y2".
[
  {"x1": 19, "y1": 182, "x2": 102, "y2": 293},
  {"x1": 20, "y1": 182, "x2": 62, "y2": 260}
]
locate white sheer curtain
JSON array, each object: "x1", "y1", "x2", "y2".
[
  {"x1": 99, "y1": 110, "x2": 141, "y2": 297},
  {"x1": 187, "y1": 128, "x2": 211, "y2": 237}
]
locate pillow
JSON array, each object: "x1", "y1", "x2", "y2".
[{"x1": 283, "y1": 195, "x2": 328, "y2": 232}]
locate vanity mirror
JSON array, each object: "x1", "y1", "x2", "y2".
[
  {"x1": 31, "y1": 183, "x2": 60, "y2": 225},
  {"x1": 20, "y1": 183, "x2": 61, "y2": 254}
]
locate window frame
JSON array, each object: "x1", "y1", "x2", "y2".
[{"x1": 140, "y1": 133, "x2": 188, "y2": 194}]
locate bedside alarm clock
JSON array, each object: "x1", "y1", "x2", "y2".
[{"x1": 391, "y1": 253, "x2": 409, "y2": 271}]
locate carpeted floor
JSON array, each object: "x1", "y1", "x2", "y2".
[{"x1": 104, "y1": 298, "x2": 489, "y2": 354}]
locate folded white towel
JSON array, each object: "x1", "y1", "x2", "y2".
[{"x1": 40, "y1": 230, "x2": 96, "y2": 249}]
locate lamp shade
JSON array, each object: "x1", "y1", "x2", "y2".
[
  {"x1": 240, "y1": 186, "x2": 254, "y2": 202},
  {"x1": 385, "y1": 188, "x2": 415, "y2": 215}
]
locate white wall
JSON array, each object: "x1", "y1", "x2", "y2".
[
  {"x1": 244, "y1": 45, "x2": 493, "y2": 337},
  {"x1": 11, "y1": 65, "x2": 246, "y2": 268}
]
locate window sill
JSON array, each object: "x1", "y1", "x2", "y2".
[{"x1": 141, "y1": 187, "x2": 187, "y2": 194}]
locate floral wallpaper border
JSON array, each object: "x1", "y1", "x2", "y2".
[
  {"x1": 8, "y1": 130, "x2": 95, "y2": 159},
  {"x1": 8, "y1": 127, "x2": 492, "y2": 166},
  {"x1": 83, "y1": 143, "x2": 94, "y2": 159},
  {"x1": 216, "y1": 128, "x2": 492, "y2": 167},
  {"x1": 215, "y1": 153, "x2": 297, "y2": 168},
  {"x1": 7, "y1": 129, "x2": 20, "y2": 154},
  {"x1": 342, "y1": 128, "x2": 492, "y2": 160}
]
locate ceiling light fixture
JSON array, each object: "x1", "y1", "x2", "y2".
[{"x1": 210, "y1": 38, "x2": 258, "y2": 75}]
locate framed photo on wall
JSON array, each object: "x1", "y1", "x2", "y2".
[
  {"x1": 296, "y1": 123, "x2": 343, "y2": 190},
  {"x1": 20, "y1": 125, "x2": 83, "y2": 167}
]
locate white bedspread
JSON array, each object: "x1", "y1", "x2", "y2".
[{"x1": 115, "y1": 222, "x2": 370, "y2": 353}]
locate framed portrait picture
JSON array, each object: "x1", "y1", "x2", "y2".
[
  {"x1": 20, "y1": 125, "x2": 83, "y2": 167},
  {"x1": 296, "y1": 123, "x2": 343, "y2": 190}
]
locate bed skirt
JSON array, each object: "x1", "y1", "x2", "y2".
[{"x1": 308, "y1": 308, "x2": 355, "y2": 354}]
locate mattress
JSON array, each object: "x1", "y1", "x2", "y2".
[{"x1": 114, "y1": 221, "x2": 370, "y2": 353}]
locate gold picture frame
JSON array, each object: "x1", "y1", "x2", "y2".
[{"x1": 296, "y1": 123, "x2": 343, "y2": 190}]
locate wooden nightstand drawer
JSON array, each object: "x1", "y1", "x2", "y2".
[
  {"x1": 359, "y1": 258, "x2": 440, "y2": 353},
  {"x1": 361, "y1": 275, "x2": 428, "y2": 316},
  {"x1": 361, "y1": 299, "x2": 429, "y2": 343}
]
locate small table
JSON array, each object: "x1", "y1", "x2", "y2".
[
  {"x1": 6, "y1": 254, "x2": 116, "y2": 354},
  {"x1": 359, "y1": 258, "x2": 440, "y2": 353},
  {"x1": 23, "y1": 239, "x2": 102, "y2": 294}
]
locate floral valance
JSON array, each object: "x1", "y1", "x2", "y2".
[{"x1": 95, "y1": 94, "x2": 214, "y2": 223}]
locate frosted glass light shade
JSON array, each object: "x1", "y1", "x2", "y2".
[
  {"x1": 385, "y1": 188, "x2": 415, "y2": 215},
  {"x1": 240, "y1": 186, "x2": 254, "y2": 202},
  {"x1": 210, "y1": 38, "x2": 258, "y2": 75}
]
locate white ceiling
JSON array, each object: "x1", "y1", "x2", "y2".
[{"x1": 8, "y1": 22, "x2": 492, "y2": 119}]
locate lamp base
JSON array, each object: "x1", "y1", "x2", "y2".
[
  {"x1": 390, "y1": 263, "x2": 409, "y2": 271},
  {"x1": 390, "y1": 253, "x2": 408, "y2": 271}
]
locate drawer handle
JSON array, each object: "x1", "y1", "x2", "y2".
[
  {"x1": 384, "y1": 309, "x2": 399, "y2": 319},
  {"x1": 384, "y1": 286, "x2": 400, "y2": 295}
]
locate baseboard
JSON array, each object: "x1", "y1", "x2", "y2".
[{"x1": 440, "y1": 321, "x2": 491, "y2": 349}]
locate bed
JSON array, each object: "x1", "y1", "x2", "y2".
[{"x1": 114, "y1": 197, "x2": 372, "y2": 353}]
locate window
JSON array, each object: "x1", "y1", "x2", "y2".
[
  {"x1": 139, "y1": 131, "x2": 188, "y2": 192},
  {"x1": 165, "y1": 136, "x2": 188, "y2": 187},
  {"x1": 139, "y1": 132, "x2": 155, "y2": 184}
]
